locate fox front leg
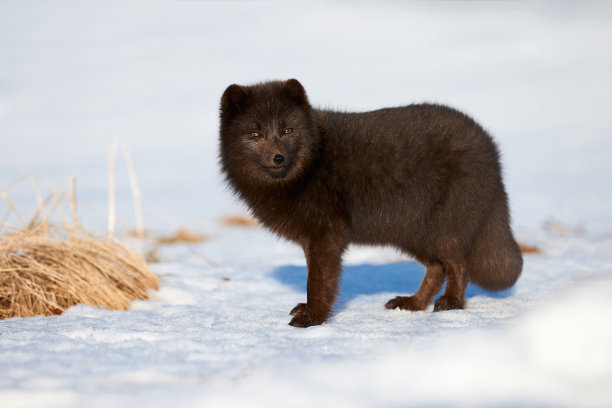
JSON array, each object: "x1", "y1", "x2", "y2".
[{"x1": 289, "y1": 233, "x2": 346, "y2": 328}]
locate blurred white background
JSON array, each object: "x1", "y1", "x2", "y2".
[{"x1": 1, "y1": 0, "x2": 611, "y2": 233}]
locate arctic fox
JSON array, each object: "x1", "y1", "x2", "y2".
[{"x1": 219, "y1": 79, "x2": 522, "y2": 327}]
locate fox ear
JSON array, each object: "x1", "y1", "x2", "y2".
[
  {"x1": 282, "y1": 79, "x2": 310, "y2": 108},
  {"x1": 221, "y1": 84, "x2": 250, "y2": 118}
]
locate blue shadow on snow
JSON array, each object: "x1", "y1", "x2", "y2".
[{"x1": 272, "y1": 261, "x2": 514, "y2": 312}]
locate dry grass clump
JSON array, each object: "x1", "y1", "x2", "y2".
[
  {"x1": 1, "y1": 150, "x2": 161, "y2": 320},
  {"x1": 0, "y1": 225, "x2": 159, "y2": 319}
]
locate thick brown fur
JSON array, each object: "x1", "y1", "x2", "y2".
[{"x1": 219, "y1": 79, "x2": 522, "y2": 327}]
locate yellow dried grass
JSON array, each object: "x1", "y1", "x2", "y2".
[
  {"x1": 220, "y1": 214, "x2": 258, "y2": 227},
  {"x1": 1, "y1": 155, "x2": 158, "y2": 320},
  {"x1": 158, "y1": 228, "x2": 206, "y2": 244},
  {"x1": 0, "y1": 224, "x2": 159, "y2": 319},
  {"x1": 519, "y1": 243, "x2": 541, "y2": 255}
]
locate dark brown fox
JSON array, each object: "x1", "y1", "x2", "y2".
[{"x1": 219, "y1": 79, "x2": 522, "y2": 327}]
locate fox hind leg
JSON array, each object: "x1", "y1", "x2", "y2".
[
  {"x1": 386, "y1": 261, "x2": 445, "y2": 311},
  {"x1": 433, "y1": 259, "x2": 468, "y2": 311}
]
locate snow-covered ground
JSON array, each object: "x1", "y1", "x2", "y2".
[
  {"x1": 1, "y1": 1, "x2": 612, "y2": 407},
  {"x1": 2, "y1": 227, "x2": 612, "y2": 408}
]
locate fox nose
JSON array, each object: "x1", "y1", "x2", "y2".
[{"x1": 273, "y1": 154, "x2": 285, "y2": 165}]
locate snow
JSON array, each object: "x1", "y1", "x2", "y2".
[
  {"x1": 2, "y1": 229, "x2": 612, "y2": 407},
  {"x1": 1, "y1": 1, "x2": 612, "y2": 407}
]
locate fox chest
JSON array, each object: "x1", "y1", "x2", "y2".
[{"x1": 247, "y1": 190, "x2": 345, "y2": 244}]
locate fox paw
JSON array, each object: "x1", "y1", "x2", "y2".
[
  {"x1": 289, "y1": 303, "x2": 307, "y2": 316},
  {"x1": 433, "y1": 295, "x2": 465, "y2": 312},
  {"x1": 385, "y1": 296, "x2": 426, "y2": 311},
  {"x1": 289, "y1": 311, "x2": 326, "y2": 328}
]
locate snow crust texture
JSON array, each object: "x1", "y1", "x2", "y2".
[{"x1": 2, "y1": 228, "x2": 612, "y2": 407}]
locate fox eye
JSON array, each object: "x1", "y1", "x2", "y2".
[
  {"x1": 284, "y1": 128, "x2": 293, "y2": 135},
  {"x1": 250, "y1": 131, "x2": 260, "y2": 137}
]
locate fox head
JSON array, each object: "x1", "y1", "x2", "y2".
[{"x1": 219, "y1": 79, "x2": 318, "y2": 189}]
